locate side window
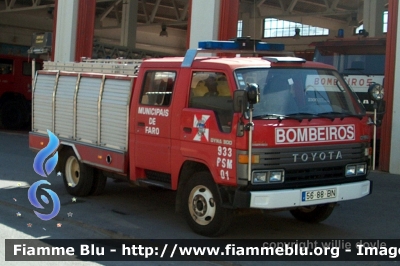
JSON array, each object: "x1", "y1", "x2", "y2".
[
  {"x1": 140, "y1": 71, "x2": 176, "y2": 106},
  {"x1": 0, "y1": 59, "x2": 13, "y2": 75},
  {"x1": 189, "y1": 72, "x2": 233, "y2": 133}
]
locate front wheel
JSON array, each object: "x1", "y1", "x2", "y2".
[
  {"x1": 62, "y1": 149, "x2": 94, "y2": 196},
  {"x1": 290, "y1": 203, "x2": 336, "y2": 223},
  {"x1": 182, "y1": 172, "x2": 232, "y2": 237}
]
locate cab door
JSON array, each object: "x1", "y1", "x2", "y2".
[
  {"x1": 179, "y1": 71, "x2": 236, "y2": 186},
  {"x1": 134, "y1": 71, "x2": 176, "y2": 174}
]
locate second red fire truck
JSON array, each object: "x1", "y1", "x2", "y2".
[{"x1": 29, "y1": 40, "x2": 377, "y2": 236}]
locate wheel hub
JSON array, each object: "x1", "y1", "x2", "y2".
[
  {"x1": 193, "y1": 195, "x2": 207, "y2": 216},
  {"x1": 188, "y1": 185, "x2": 216, "y2": 225},
  {"x1": 65, "y1": 156, "x2": 80, "y2": 187}
]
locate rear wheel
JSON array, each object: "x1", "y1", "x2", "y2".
[
  {"x1": 182, "y1": 172, "x2": 232, "y2": 237},
  {"x1": 0, "y1": 100, "x2": 28, "y2": 129},
  {"x1": 290, "y1": 203, "x2": 336, "y2": 223},
  {"x1": 62, "y1": 149, "x2": 94, "y2": 196},
  {"x1": 89, "y1": 169, "x2": 107, "y2": 195}
]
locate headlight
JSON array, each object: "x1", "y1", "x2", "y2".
[
  {"x1": 357, "y1": 164, "x2": 367, "y2": 175},
  {"x1": 346, "y1": 163, "x2": 367, "y2": 177},
  {"x1": 252, "y1": 170, "x2": 284, "y2": 184},
  {"x1": 269, "y1": 171, "x2": 283, "y2": 182},
  {"x1": 346, "y1": 165, "x2": 356, "y2": 176},
  {"x1": 368, "y1": 83, "x2": 384, "y2": 101},
  {"x1": 253, "y1": 172, "x2": 267, "y2": 183}
]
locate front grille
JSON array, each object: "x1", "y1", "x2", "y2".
[
  {"x1": 285, "y1": 165, "x2": 344, "y2": 182},
  {"x1": 252, "y1": 143, "x2": 368, "y2": 184}
]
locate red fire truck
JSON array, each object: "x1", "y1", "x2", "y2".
[
  {"x1": 29, "y1": 40, "x2": 376, "y2": 236},
  {"x1": 0, "y1": 54, "x2": 42, "y2": 129}
]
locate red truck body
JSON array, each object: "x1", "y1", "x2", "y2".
[{"x1": 29, "y1": 44, "x2": 373, "y2": 236}]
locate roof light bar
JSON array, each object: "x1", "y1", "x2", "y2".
[
  {"x1": 181, "y1": 38, "x2": 291, "y2": 68},
  {"x1": 198, "y1": 37, "x2": 285, "y2": 51},
  {"x1": 263, "y1": 57, "x2": 306, "y2": 63}
]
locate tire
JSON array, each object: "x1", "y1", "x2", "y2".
[
  {"x1": 0, "y1": 100, "x2": 27, "y2": 129},
  {"x1": 182, "y1": 172, "x2": 232, "y2": 237},
  {"x1": 290, "y1": 203, "x2": 336, "y2": 223},
  {"x1": 89, "y1": 169, "x2": 107, "y2": 196},
  {"x1": 62, "y1": 149, "x2": 94, "y2": 196}
]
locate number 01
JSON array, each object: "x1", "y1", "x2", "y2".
[{"x1": 220, "y1": 170, "x2": 229, "y2": 180}]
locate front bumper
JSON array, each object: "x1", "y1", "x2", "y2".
[{"x1": 246, "y1": 180, "x2": 371, "y2": 209}]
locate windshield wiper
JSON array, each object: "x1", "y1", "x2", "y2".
[
  {"x1": 316, "y1": 111, "x2": 364, "y2": 121},
  {"x1": 253, "y1": 113, "x2": 303, "y2": 122},
  {"x1": 286, "y1": 112, "x2": 318, "y2": 121}
]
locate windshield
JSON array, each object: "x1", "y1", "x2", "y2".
[{"x1": 235, "y1": 68, "x2": 366, "y2": 119}]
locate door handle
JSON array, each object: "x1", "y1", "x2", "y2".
[
  {"x1": 138, "y1": 122, "x2": 145, "y2": 127},
  {"x1": 183, "y1": 127, "x2": 192, "y2": 133}
]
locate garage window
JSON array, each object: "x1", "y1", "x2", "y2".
[{"x1": 263, "y1": 18, "x2": 329, "y2": 38}]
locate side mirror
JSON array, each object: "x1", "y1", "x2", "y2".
[
  {"x1": 233, "y1": 90, "x2": 248, "y2": 113},
  {"x1": 247, "y1": 83, "x2": 260, "y2": 105},
  {"x1": 368, "y1": 83, "x2": 384, "y2": 102}
]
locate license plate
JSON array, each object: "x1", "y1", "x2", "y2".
[{"x1": 302, "y1": 188, "x2": 337, "y2": 201}]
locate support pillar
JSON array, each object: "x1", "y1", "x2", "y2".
[
  {"x1": 74, "y1": 0, "x2": 96, "y2": 61},
  {"x1": 120, "y1": 0, "x2": 138, "y2": 48},
  {"x1": 240, "y1": 7, "x2": 263, "y2": 39},
  {"x1": 218, "y1": 0, "x2": 239, "y2": 40},
  {"x1": 188, "y1": 0, "x2": 220, "y2": 49},
  {"x1": 53, "y1": 0, "x2": 79, "y2": 62},
  {"x1": 387, "y1": 0, "x2": 400, "y2": 174},
  {"x1": 51, "y1": 0, "x2": 58, "y2": 61},
  {"x1": 363, "y1": 0, "x2": 386, "y2": 37},
  {"x1": 188, "y1": 0, "x2": 239, "y2": 49},
  {"x1": 380, "y1": 0, "x2": 398, "y2": 172}
]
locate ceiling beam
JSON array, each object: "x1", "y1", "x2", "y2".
[
  {"x1": 297, "y1": 0, "x2": 348, "y2": 12},
  {"x1": 288, "y1": 0, "x2": 298, "y2": 13},
  {"x1": 180, "y1": 0, "x2": 189, "y2": 21},
  {"x1": 149, "y1": 0, "x2": 161, "y2": 23},
  {"x1": 32, "y1": 0, "x2": 42, "y2": 7},
  {"x1": 330, "y1": 0, "x2": 340, "y2": 11},
  {"x1": 264, "y1": 10, "x2": 354, "y2": 18},
  {"x1": 0, "y1": 3, "x2": 54, "y2": 13},
  {"x1": 256, "y1": 0, "x2": 266, "y2": 8},
  {"x1": 99, "y1": 0, "x2": 122, "y2": 22},
  {"x1": 171, "y1": 0, "x2": 180, "y2": 20},
  {"x1": 5, "y1": 0, "x2": 17, "y2": 10},
  {"x1": 141, "y1": 0, "x2": 149, "y2": 23},
  {"x1": 278, "y1": 0, "x2": 285, "y2": 11}
]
